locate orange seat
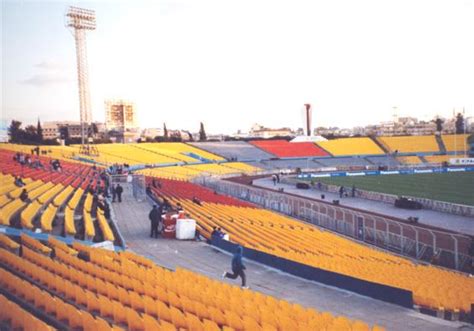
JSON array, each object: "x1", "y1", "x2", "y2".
[
  {"x1": 202, "y1": 319, "x2": 220, "y2": 331},
  {"x1": 142, "y1": 313, "x2": 161, "y2": 331},
  {"x1": 126, "y1": 306, "x2": 145, "y2": 331},
  {"x1": 156, "y1": 300, "x2": 172, "y2": 323},
  {"x1": 170, "y1": 306, "x2": 187, "y2": 329},
  {"x1": 208, "y1": 306, "x2": 226, "y2": 326}
]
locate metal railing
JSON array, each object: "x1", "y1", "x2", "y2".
[{"x1": 192, "y1": 176, "x2": 472, "y2": 272}]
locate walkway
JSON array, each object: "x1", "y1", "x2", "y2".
[
  {"x1": 111, "y1": 183, "x2": 473, "y2": 331},
  {"x1": 253, "y1": 178, "x2": 474, "y2": 236}
]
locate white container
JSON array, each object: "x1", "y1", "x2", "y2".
[{"x1": 175, "y1": 219, "x2": 196, "y2": 240}]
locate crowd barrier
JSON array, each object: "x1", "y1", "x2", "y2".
[
  {"x1": 297, "y1": 166, "x2": 474, "y2": 179},
  {"x1": 195, "y1": 177, "x2": 472, "y2": 272},
  {"x1": 317, "y1": 183, "x2": 474, "y2": 218},
  {"x1": 212, "y1": 238, "x2": 414, "y2": 308}
]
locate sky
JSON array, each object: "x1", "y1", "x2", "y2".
[{"x1": 2, "y1": 0, "x2": 474, "y2": 134}]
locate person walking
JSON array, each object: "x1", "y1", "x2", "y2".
[
  {"x1": 148, "y1": 204, "x2": 161, "y2": 238},
  {"x1": 111, "y1": 184, "x2": 117, "y2": 202},
  {"x1": 116, "y1": 184, "x2": 124, "y2": 203},
  {"x1": 222, "y1": 246, "x2": 248, "y2": 288},
  {"x1": 339, "y1": 186, "x2": 345, "y2": 198}
]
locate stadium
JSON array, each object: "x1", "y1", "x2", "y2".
[
  {"x1": 1, "y1": 131, "x2": 474, "y2": 330},
  {"x1": 2, "y1": 1, "x2": 474, "y2": 331}
]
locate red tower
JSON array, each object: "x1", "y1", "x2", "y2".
[{"x1": 304, "y1": 104, "x2": 312, "y2": 136}]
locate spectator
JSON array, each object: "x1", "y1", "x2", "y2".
[
  {"x1": 217, "y1": 227, "x2": 226, "y2": 239},
  {"x1": 97, "y1": 192, "x2": 105, "y2": 203},
  {"x1": 222, "y1": 246, "x2": 248, "y2": 289},
  {"x1": 272, "y1": 175, "x2": 277, "y2": 186},
  {"x1": 116, "y1": 184, "x2": 124, "y2": 202},
  {"x1": 20, "y1": 189, "x2": 29, "y2": 202},
  {"x1": 14, "y1": 176, "x2": 25, "y2": 187},
  {"x1": 149, "y1": 205, "x2": 162, "y2": 238},
  {"x1": 192, "y1": 196, "x2": 202, "y2": 206},
  {"x1": 162, "y1": 199, "x2": 172, "y2": 211},
  {"x1": 351, "y1": 185, "x2": 356, "y2": 198},
  {"x1": 211, "y1": 227, "x2": 219, "y2": 240},
  {"x1": 339, "y1": 186, "x2": 345, "y2": 198},
  {"x1": 111, "y1": 184, "x2": 117, "y2": 203}
]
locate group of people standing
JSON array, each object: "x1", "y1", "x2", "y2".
[
  {"x1": 111, "y1": 184, "x2": 124, "y2": 203},
  {"x1": 339, "y1": 185, "x2": 357, "y2": 198}
]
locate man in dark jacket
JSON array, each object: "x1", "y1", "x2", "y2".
[
  {"x1": 111, "y1": 184, "x2": 117, "y2": 202},
  {"x1": 19, "y1": 189, "x2": 29, "y2": 202},
  {"x1": 222, "y1": 246, "x2": 248, "y2": 288},
  {"x1": 116, "y1": 184, "x2": 124, "y2": 202},
  {"x1": 149, "y1": 204, "x2": 161, "y2": 238}
]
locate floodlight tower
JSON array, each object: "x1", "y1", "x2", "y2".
[{"x1": 66, "y1": 6, "x2": 96, "y2": 146}]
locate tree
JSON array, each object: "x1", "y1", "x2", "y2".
[
  {"x1": 24, "y1": 125, "x2": 38, "y2": 143},
  {"x1": 455, "y1": 113, "x2": 464, "y2": 134},
  {"x1": 186, "y1": 131, "x2": 194, "y2": 142},
  {"x1": 91, "y1": 123, "x2": 99, "y2": 136},
  {"x1": 433, "y1": 117, "x2": 444, "y2": 133},
  {"x1": 8, "y1": 120, "x2": 23, "y2": 143},
  {"x1": 199, "y1": 122, "x2": 207, "y2": 141},
  {"x1": 36, "y1": 119, "x2": 43, "y2": 143},
  {"x1": 170, "y1": 132, "x2": 182, "y2": 142},
  {"x1": 163, "y1": 123, "x2": 168, "y2": 141}
]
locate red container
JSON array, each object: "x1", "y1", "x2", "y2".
[{"x1": 162, "y1": 213, "x2": 177, "y2": 239}]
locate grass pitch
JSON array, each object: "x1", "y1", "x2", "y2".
[{"x1": 313, "y1": 172, "x2": 474, "y2": 206}]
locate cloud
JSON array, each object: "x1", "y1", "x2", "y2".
[{"x1": 20, "y1": 74, "x2": 73, "y2": 86}]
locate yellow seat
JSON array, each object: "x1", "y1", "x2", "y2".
[
  {"x1": 0, "y1": 234, "x2": 20, "y2": 251},
  {"x1": 202, "y1": 319, "x2": 220, "y2": 331},
  {"x1": 142, "y1": 313, "x2": 161, "y2": 331},
  {"x1": 126, "y1": 306, "x2": 145, "y2": 331},
  {"x1": 170, "y1": 306, "x2": 187, "y2": 329},
  {"x1": 112, "y1": 300, "x2": 128, "y2": 326}
]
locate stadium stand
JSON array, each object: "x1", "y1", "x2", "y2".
[
  {"x1": 137, "y1": 162, "x2": 260, "y2": 180},
  {"x1": 442, "y1": 134, "x2": 470, "y2": 152},
  {"x1": 151, "y1": 178, "x2": 254, "y2": 208},
  {"x1": 260, "y1": 159, "x2": 323, "y2": 170},
  {"x1": 0, "y1": 235, "x2": 380, "y2": 331},
  {"x1": 138, "y1": 142, "x2": 225, "y2": 162},
  {"x1": 79, "y1": 143, "x2": 180, "y2": 165},
  {"x1": 424, "y1": 155, "x2": 453, "y2": 164},
  {"x1": 1, "y1": 142, "x2": 224, "y2": 166},
  {"x1": 190, "y1": 141, "x2": 276, "y2": 160},
  {"x1": 0, "y1": 294, "x2": 54, "y2": 331},
  {"x1": 365, "y1": 156, "x2": 400, "y2": 167},
  {"x1": 250, "y1": 140, "x2": 329, "y2": 158},
  {"x1": 150, "y1": 179, "x2": 474, "y2": 315},
  {"x1": 397, "y1": 156, "x2": 423, "y2": 164},
  {"x1": 0, "y1": 149, "x2": 116, "y2": 243},
  {"x1": 316, "y1": 137, "x2": 384, "y2": 156},
  {"x1": 377, "y1": 136, "x2": 440, "y2": 153},
  {"x1": 138, "y1": 166, "x2": 202, "y2": 180},
  {"x1": 1, "y1": 143, "x2": 80, "y2": 164},
  {"x1": 315, "y1": 157, "x2": 372, "y2": 168}
]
